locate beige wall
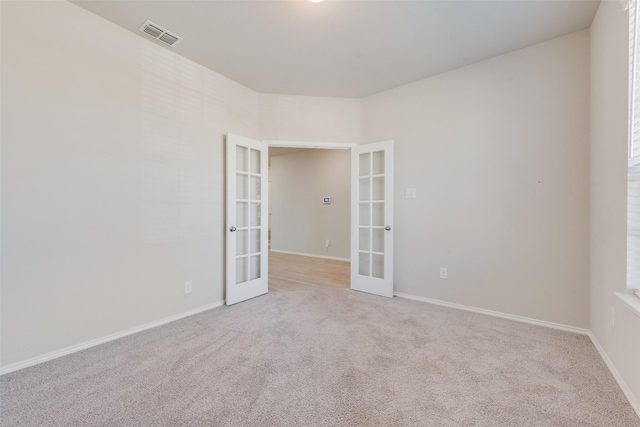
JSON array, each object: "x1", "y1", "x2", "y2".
[
  {"x1": 590, "y1": 0, "x2": 640, "y2": 411},
  {"x1": 0, "y1": 1, "x2": 358, "y2": 367},
  {"x1": 361, "y1": 30, "x2": 591, "y2": 328},
  {"x1": 260, "y1": 94, "x2": 360, "y2": 143},
  {"x1": 3, "y1": 0, "x2": 240, "y2": 367},
  {"x1": 270, "y1": 150, "x2": 351, "y2": 259}
]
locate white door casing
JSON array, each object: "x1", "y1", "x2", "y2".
[
  {"x1": 226, "y1": 133, "x2": 269, "y2": 305},
  {"x1": 351, "y1": 140, "x2": 394, "y2": 298}
]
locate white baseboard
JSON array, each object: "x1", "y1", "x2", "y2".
[
  {"x1": 0, "y1": 300, "x2": 225, "y2": 376},
  {"x1": 270, "y1": 249, "x2": 350, "y2": 262},
  {"x1": 394, "y1": 292, "x2": 590, "y2": 335},
  {"x1": 588, "y1": 332, "x2": 640, "y2": 418}
]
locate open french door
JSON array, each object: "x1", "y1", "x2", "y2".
[
  {"x1": 226, "y1": 134, "x2": 269, "y2": 305},
  {"x1": 351, "y1": 140, "x2": 394, "y2": 298}
]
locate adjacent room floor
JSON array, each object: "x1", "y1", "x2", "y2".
[
  {"x1": 1, "y1": 274, "x2": 638, "y2": 426},
  {"x1": 268, "y1": 251, "x2": 350, "y2": 291}
]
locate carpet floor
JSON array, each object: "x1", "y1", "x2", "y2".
[{"x1": 1, "y1": 288, "x2": 638, "y2": 426}]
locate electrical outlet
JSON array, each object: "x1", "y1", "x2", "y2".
[
  {"x1": 610, "y1": 306, "x2": 615, "y2": 328},
  {"x1": 440, "y1": 268, "x2": 448, "y2": 279},
  {"x1": 405, "y1": 188, "x2": 416, "y2": 198},
  {"x1": 184, "y1": 281, "x2": 192, "y2": 294},
  {"x1": 325, "y1": 240, "x2": 330, "y2": 248}
]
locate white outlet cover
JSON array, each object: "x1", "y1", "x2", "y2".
[
  {"x1": 405, "y1": 188, "x2": 416, "y2": 198},
  {"x1": 440, "y1": 268, "x2": 448, "y2": 279},
  {"x1": 184, "y1": 281, "x2": 193, "y2": 294}
]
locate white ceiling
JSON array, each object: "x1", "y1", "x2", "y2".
[{"x1": 72, "y1": 0, "x2": 600, "y2": 98}]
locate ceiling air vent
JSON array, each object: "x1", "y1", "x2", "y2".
[{"x1": 138, "y1": 20, "x2": 182, "y2": 47}]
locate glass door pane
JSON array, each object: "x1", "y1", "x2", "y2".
[
  {"x1": 236, "y1": 147, "x2": 262, "y2": 284},
  {"x1": 236, "y1": 257, "x2": 248, "y2": 284},
  {"x1": 236, "y1": 146, "x2": 248, "y2": 172},
  {"x1": 351, "y1": 140, "x2": 394, "y2": 298},
  {"x1": 357, "y1": 149, "x2": 386, "y2": 278},
  {"x1": 372, "y1": 254, "x2": 384, "y2": 278},
  {"x1": 372, "y1": 151, "x2": 385, "y2": 174},
  {"x1": 359, "y1": 252, "x2": 371, "y2": 276}
]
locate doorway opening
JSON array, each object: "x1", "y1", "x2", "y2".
[
  {"x1": 268, "y1": 146, "x2": 351, "y2": 291},
  {"x1": 226, "y1": 134, "x2": 393, "y2": 305}
]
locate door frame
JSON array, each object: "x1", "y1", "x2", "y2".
[
  {"x1": 265, "y1": 139, "x2": 355, "y2": 280},
  {"x1": 265, "y1": 140, "x2": 356, "y2": 264},
  {"x1": 259, "y1": 140, "x2": 396, "y2": 298},
  {"x1": 264, "y1": 140, "x2": 356, "y2": 150}
]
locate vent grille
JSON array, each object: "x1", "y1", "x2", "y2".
[
  {"x1": 159, "y1": 33, "x2": 179, "y2": 46},
  {"x1": 142, "y1": 24, "x2": 163, "y2": 38},
  {"x1": 138, "y1": 20, "x2": 182, "y2": 47}
]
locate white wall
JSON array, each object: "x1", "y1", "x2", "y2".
[
  {"x1": 270, "y1": 149, "x2": 351, "y2": 259},
  {"x1": 0, "y1": 0, "x2": 256, "y2": 368},
  {"x1": 361, "y1": 30, "x2": 591, "y2": 328},
  {"x1": 260, "y1": 94, "x2": 360, "y2": 144},
  {"x1": 590, "y1": 0, "x2": 640, "y2": 412},
  {"x1": 0, "y1": 1, "x2": 358, "y2": 368}
]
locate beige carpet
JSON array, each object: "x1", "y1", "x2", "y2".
[{"x1": 1, "y1": 288, "x2": 638, "y2": 426}]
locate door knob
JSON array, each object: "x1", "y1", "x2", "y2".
[
  {"x1": 385, "y1": 225, "x2": 391, "y2": 231},
  {"x1": 230, "y1": 226, "x2": 237, "y2": 232}
]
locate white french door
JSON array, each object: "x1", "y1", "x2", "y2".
[
  {"x1": 226, "y1": 134, "x2": 269, "y2": 305},
  {"x1": 351, "y1": 140, "x2": 394, "y2": 298}
]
